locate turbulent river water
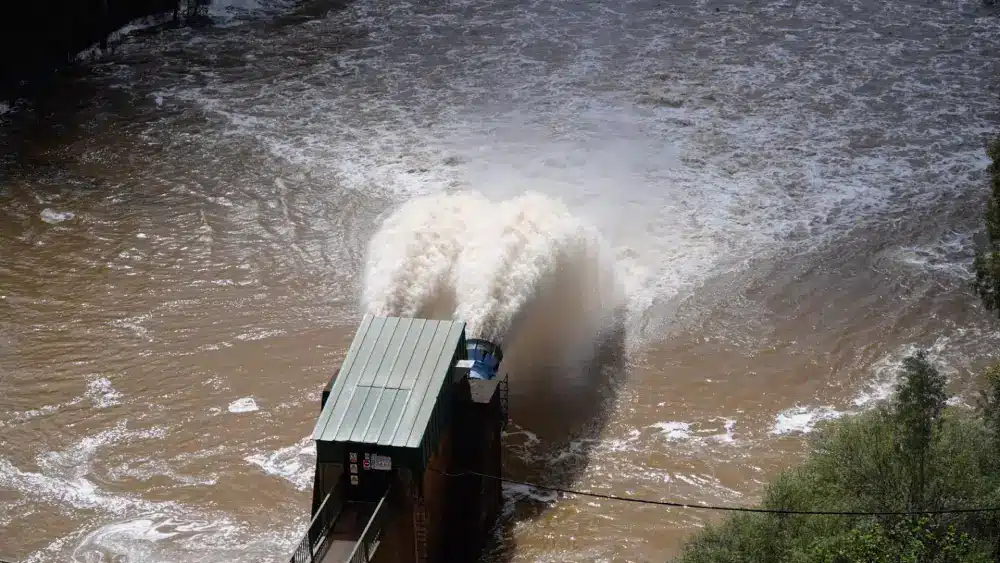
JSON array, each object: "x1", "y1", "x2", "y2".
[{"x1": 2, "y1": 0, "x2": 1000, "y2": 561}]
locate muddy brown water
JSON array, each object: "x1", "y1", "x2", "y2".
[{"x1": 2, "y1": 0, "x2": 1000, "y2": 561}]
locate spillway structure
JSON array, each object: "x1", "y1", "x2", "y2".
[{"x1": 288, "y1": 315, "x2": 508, "y2": 563}]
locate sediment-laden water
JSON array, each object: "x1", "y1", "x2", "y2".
[{"x1": 1, "y1": 0, "x2": 999, "y2": 561}]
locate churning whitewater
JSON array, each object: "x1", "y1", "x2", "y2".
[
  {"x1": 3, "y1": 0, "x2": 1000, "y2": 561},
  {"x1": 361, "y1": 191, "x2": 624, "y2": 355}
]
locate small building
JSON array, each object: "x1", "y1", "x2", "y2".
[{"x1": 289, "y1": 315, "x2": 507, "y2": 563}]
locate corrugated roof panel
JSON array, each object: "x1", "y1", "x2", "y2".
[
  {"x1": 404, "y1": 321, "x2": 466, "y2": 448},
  {"x1": 357, "y1": 317, "x2": 400, "y2": 387},
  {"x1": 334, "y1": 385, "x2": 374, "y2": 442},
  {"x1": 378, "y1": 319, "x2": 424, "y2": 389},
  {"x1": 311, "y1": 315, "x2": 373, "y2": 440},
  {"x1": 385, "y1": 320, "x2": 453, "y2": 447},
  {"x1": 397, "y1": 320, "x2": 438, "y2": 391},
  {"x1": 321, "y1": 315, "x2": 388, "y2": 441},
  {"x1": 376, "y1": 388, "x2": 411, "y2": 446},
  {"x1": 348, "y1": 385, "x2": 387, "y2": 443},
  {"x1": 371, "y1": 318, "x2": 413, "y2": 389},
  {"x1": 383, "y1": 318, "x2": 424, "y2": 389},
  {"x1": 313, "y1": 315, "x2": 466, "y2": 455},
  {"x1": 359, "y1": 387, "x2": 401, "y2": 444}
]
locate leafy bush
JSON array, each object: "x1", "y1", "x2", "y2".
[
  {"x1": 973, "y1": 136, "x2": 1000, "y2": 315},
  {"x1": 805, "y1": 519, "x2": 988, "y2": 563},
  {"x1": 677, "y1": 353, "x2": 1000, "y2": 563}
]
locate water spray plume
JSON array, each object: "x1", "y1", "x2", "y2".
[{"x1": 361, "y1": 191, "x2": 624, "y2": 366}]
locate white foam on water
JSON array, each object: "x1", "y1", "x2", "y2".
[
  {"x1": 244, "y1": 436, "x2": 315, "y2": 491},
  {"x1": 234, "y1": 328, "x2": 286, "y2": 341},
  {"x1": 603, "y1": 428, "x2": 643, "y2": 454},
  {"x1": 772, "y1": 329, "x2": 991, "y2": 436},
  {"x1": 55, "y1": 511, "x2": 295, "y2": 563},
  {"x1": 86, "y1": 377, "x2": 124, "y2": 409},
  {"x1": 650, "y1": 421, "x2": 693, "y2": 442},
  {"x1": 946, "y1": 395, "x2": 969, "y2": 408},
  {"x1": 2, "y1": 396, "x2": 84, "y2": 427},
  {"x1": 853, "y1": 335, "x2": 960, "y2": 408},
  {"x1": 770, "y1": 406, "x2": 846, "y2": 436},
  {"x1": 502, "y1": 482, "x2": 560, "y2": 506},
  {"x1": 227, "y1": 397, "x2": 258, "y2": 413},
  {"x1": 646, "y1": 417, "x2": 739, "y2": 446},
  {"x1": 40, "y1": 208, "x2": 75, "y2": 224},
  {"x1": 6, "y1": 419, "x2": 306, "y2": 563},
  {"x1": 0, "y1": 420, "x2": 168, "y2": 516},
  {"x1": 108, "y1": 314, "x2": 152, "y2": 342},
  {"x1": 106, "y1": 456, "x2": 220, "y2": 488},
  {"x1": 891, "y1": 230, "x2": 976, "y2": 281},
  {"x1": 714, "y1": 419, "x2": 737, "y2": 444},
  {"x1": 502, "y1": 427, "x2": 541, "y2": 447}
]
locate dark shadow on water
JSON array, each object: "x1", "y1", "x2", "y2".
[
  {"x1": 0, "y1": 70, "x2": 122, "y2": 192},
  {"x1": 482, "y1": 312, "x2": 630, "y2": 563},
  {"x1": 0, "y1": 0, "x2": 360, "y2": 180}
]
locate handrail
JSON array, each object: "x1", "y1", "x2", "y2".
[
  {"x1": 345, "y1": 487, "x2": 391, "y2": 563},
  {"x1": 289, "y1": 478, "x2": 347, "y2": 563}
]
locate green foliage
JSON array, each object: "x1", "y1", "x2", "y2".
[
  {"x1": 806, "y1": 519, "x2": 988, "y2": 563},
  {"x1": 893, "y1": 352, "x2": 948, "y2": 441},
  {"x1": 676, "y1": 353, "x2": 1000, "y2": 563},
  {"x1": 973, "y1": 136, "x2": 1000, "y2": 315},
  {"x1": 892, "y1": 351, "x2": 947, "y2": 511},
  {"x1": 976, "y1": 362, "x2": 1000, "y2": 447}
]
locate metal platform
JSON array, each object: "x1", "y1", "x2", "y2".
[
  {"x1": 289, "y1": 479, "x2": 390, "y2": 563},
  {"x1": 318, "y1": 501, "x2": 379, "y2": 563}
]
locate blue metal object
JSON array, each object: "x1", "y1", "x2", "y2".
[{"x1": 465, "y1": 338, "x2": 503, "y2": 381}]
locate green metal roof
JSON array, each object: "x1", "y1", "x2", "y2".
[{"x1": 312, "y1": 315, "x2": 466, "y2": 450}]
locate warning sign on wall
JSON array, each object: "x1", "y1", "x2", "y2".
[{"x1": 370, "y1": 454, "x2": 392, "y2": 471}]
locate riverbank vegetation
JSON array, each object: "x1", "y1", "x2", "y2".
[
  {"x1": 974, "y1": 135, "x2": 1000, "y2": 315},
  {"x1": 677, "y1": 352, "x2": 1000, "y2": 562}
]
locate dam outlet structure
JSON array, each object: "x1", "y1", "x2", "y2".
[{"x1": 288, "y1": 315, "x2": 509, "y2": 563}]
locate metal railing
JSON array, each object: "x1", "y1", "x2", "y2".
[
  {"x1": 346, "y1": 488, "x2": 391, "y2": 563},
  {"x1": 289, "y1": 479, "x2": 346, "y2": 563}
]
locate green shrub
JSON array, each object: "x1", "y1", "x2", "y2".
[
  {"x1": 804, "y1": 519, "x2": 989, "y2": 563},
  {"x1": 677, "y1": 354, "x2": 1000, "y2": 562},
  {"x1": 973, "y1": 136, "x2": 1000, "y2": 315}
]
